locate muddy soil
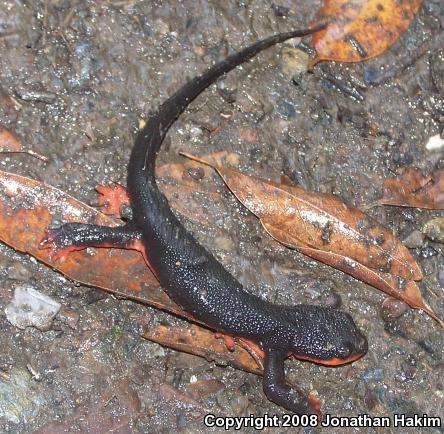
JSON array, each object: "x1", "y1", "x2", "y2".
[{"x1": 0, "y1": 1, "x2": 442, "y2": 433}]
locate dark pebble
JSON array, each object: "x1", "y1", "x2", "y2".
[
  {"x1": 392, "y1": 152, "x2": 414, "y2": 166},
  {"x1": 120, "y1": 204, "x2": 133, "y2": 220},
  {"x1": 361, "y1": 368, "x2": 384, "y2": 382},
  {"x1": 187, "y1": 167, "x2": 205, "y2": 181},
  {"x1": 271, "y1": 4, "x2": 290, "y2": 17},
  {"x1": 419, "y1": 246, "x2": 438, "y2": 259},
  {"x1": 364, "y1": 389, "x2": 378, "y2": 410},
  {"x1": 324, "y1": 292, "x2": 342, "y2": 309},
  {"x1": 364, "y1": 68, "x2": 380, "y2": 84},
  {"x1": 83, "y1": 288, "x2": 108, "y2": 305},
  {"x1": 394, "y1": 366, "x2": 417, "y2": 383},
  {"x1": 278, "y1": 100, "x2": 296, "y2": 120},
  {"x1": 382, "y1": 297, "x2": 408, "y2": 319}
]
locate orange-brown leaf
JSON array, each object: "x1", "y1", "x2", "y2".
[
  {"x1": 181, "y1": 153, "x2": 443, "y2": 326},
  {"x1": 182, "y1": 153, "x2": 421, "y2": 281},
  {"x1": 310, "y1": 0, "x2": 423, "y2": 66},
  {"x1": 143, "y1": 324, "x2": 262, "y2": 375},
  {"x1": 263, "y1": 224, "x2": 443, "y2": 327},
  {"x1": 156, "y1": 151, "x2": 238, "y2": 225},
  {"x1": 378, "y1": 167, "x2": 444, "y2": 209},
  {"x1": 0, "y1": 165, "x2": 263, "y2": 372},
  {"x1": 0, "y1": 125, "x2": 48, "y2": 161},
  {"x1": 0, "y1": 126, "x2": 22, "y2": 152},
  {"x1": 0, "y1": 169, "x2": 177, "y2": 310}
]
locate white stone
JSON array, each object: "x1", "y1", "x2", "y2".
[
  {"x1": 425, "y1": 134, "x2": 444, "y2": 150},
  {"x1": 5, "y1": 285, "x2": 61, "y2": 331}
]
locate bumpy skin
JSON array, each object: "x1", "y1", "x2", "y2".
[{"x1": 42, "y1": 26, "x2": 368, "y2": 414}]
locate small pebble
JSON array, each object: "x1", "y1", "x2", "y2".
[
  {"x1": 364, "y1": 389, "x2": 378, "y2": 410},
  {"x1": 277, "y1": 100, "x2": 296, "y2": 120},
  {"x1": 57, "y1": 308, "x2": 80, "y2": 329},
  {"x1": 425, "y1": 134, "x2": 444, "y2": 151},
  {"x1": 5, "y1": 285, "x2": 61, "y2": 331},
  {"x1": 382, "y1": 297, "x2": 408, "y2": 319},
  {"x1": 437, "y1": 259, "x2": 444, "y2": 285},
  {"x1": 214, "y1": 236, "x2": 235, "y2": 251},
  {"x1": 189, "y1": 126, "x2": 203, "y2": 139},
  {"x1": 423, "y1": 217, "x2": 444, "y2": 242},
  {"x1": 324, "y1": 292, "x2": 342, "y2": 309},
  {"x1": 394, "y1": 366, "x2": 417, "y2": 383},
  {"x1": 153, "y1": 18, "x2": 170, "y2": 35},
  {"x1": 7, "y1": 262, "x2": 32, "y2": 281},
  {"x1": 15, "y1": 88, "x2": 57, "y2": 104},
  {"x1": 419, "y1": 246, "x2": 438, "y2": 259},
  {"x1": 280, "y1": 47, "x2": 309, "y2": 77},
  {"x1": 217, "y1": 82, "x2": 237, "y2": 104},
  {"x1": 402, "y1": 230, "x2": 423, "y2": 249},
  {"x1": 361, "y1": 368, "x2": 384, "y2": 382},
  {"x1": 271, "y1": 3, "x2": 290, "y2": 17},
  {"x1": 363, "y1": 68, "x2": 381, "y2": 84},
  {"x1": 120, "y1": 203, "x2": 133, "y2": 220},
  {"x1": 187, "y1": 167, "x2": 205, "y2": 181}
]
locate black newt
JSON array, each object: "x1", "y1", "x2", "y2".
[{"x1": 41, "y1": 25, "x2": 368, "y2": 414}]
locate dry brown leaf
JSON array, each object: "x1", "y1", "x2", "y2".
[
  {"x1": 310, "y1": 0, "x2": 423, "y2": 67},
  {"x1": 263, "y1": 223, "x2": 442, "y2": 327},
  {"x1": 377, "y1": 167, "x2": 444, "y2": 209},
  {"x1": 0, "y1": 126, "x2": 22, "y2": 152},
  {"x1": 0, "y1": 165, "x2": 262, "y2": 373},
  {"x1": 181, "y1": 153, "x2": 443, "y2": 326},
  {"x1": 143, "y1": 324, "x2": 262, "y2": 375},
  {"x1": 0, "y1": 169, "x2": 174, "y2": 311},
  {"x1": 182, "y1": 153, "x2": 421, "y2": 280},
  {"x1": 0, "y1": 125, "x2": 48, "y2": 161},
  {"x1": 156, "y1": 151, "x2": 237, "y2": 225}
]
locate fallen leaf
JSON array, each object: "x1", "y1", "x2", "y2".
[
  {"x1": 0, "y1": 126, "x2": 22, "y2": 152},
  {"x1": 156, "y1": 151, "x2": 236, "y2": 225},
  {"x1": 0, "y1": 125, "x2": 48, "y2": 161},
  {"x1": 181, "y1": 153, "x2": 443, "y2": 327},
  {"x1": 263, "y1": 228, "x2": 442, "y2": 326},
  {"x1": 0, "y1": 169, "x2": 175, "y2": 313},
  {"x1": 143, "y1": 324, "x2": 262, "y2": 375},
  {"x1": 310, "y1": 0, "x2": 423, "y2": 67},
  {"x1": 377, "y1": 167, "x2": 444, "y2": 209},
  {"x1": 0, "y1": 166, "x2": 263, "y2": 372}
]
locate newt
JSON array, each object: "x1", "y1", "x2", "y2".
[{"x1": 41, "y1": 25, "x2": 368, "y2": 414}]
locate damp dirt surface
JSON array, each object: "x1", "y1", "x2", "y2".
[{"x1": 0, "y1": 1, "x2": 443, "y2": 433}]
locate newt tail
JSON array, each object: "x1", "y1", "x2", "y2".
[{"x1": 41, "y1": 23, "x2": 367, "y2": 414}]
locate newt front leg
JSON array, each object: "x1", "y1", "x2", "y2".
[{"x1": 263, "y1": 348, "x2": 321, "y2": 415}]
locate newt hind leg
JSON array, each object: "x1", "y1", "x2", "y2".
[{"x1": 95, "y1": 183, "x2": 130, "y2": 218}]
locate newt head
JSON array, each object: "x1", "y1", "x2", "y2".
[{"x1": 282, "y1": 305, "x2": 368, "y2": 365}]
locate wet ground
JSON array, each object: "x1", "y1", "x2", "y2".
[{"x1": 0, "y1": 0, "x2": 443, "y2": 433}]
